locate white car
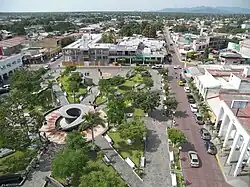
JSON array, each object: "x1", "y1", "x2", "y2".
[
  {"x1": 188, "y1": 151, "x2": 200, "y2": 168},
  {"x1": 152, "y1": 65, "x2": 163, "y2": 69},
  {"x1": 190, "y1": 104, "x2": 198, "y2": 113},
  {"x1": 173, "y1": 65, "x2": 180, "y2": 69},
  {"x1": 184, "y1": 86, "x2": 190, "y2": 93}
]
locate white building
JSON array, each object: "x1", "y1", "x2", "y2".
[
  {"x1": 192, "y1": 65, "x2": 250, "y2": 177},
  {"x1": 214, "y1": 96, "x2": 250, "y2": 177},
  {"x1": 63, "y1": 34, "x2": 166, "y2": 65},
  {"x1": 0, "y1": 54, "x2": 23, "y2": 80},
  {"x1": 241, "y1": 24, "x2": 250, "y2": 29}
]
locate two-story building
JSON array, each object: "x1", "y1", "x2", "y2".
[
  {"x1": 62, "y1": 34, "x2": 166, "y2": 66},
  {"x1": 0, "y1": 54, "x2": 23, "y2": 80}
]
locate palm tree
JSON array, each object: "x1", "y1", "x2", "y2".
[
  {"x1": 68, "y1": 81, "x2": 80, "y2": 103},
  {"x1": 81, "y1": 111, "x2": 105, "y2": 147},
  {"x1": 48, "y1": 80, "x2": 54, "y2": 106},
  {"x1": 30, "y1": 110, "x2": 45, "y2": 143}
]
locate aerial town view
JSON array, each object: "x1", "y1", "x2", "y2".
[{"x1": 1, "y1": 0, "x2": 250, "y2": 187}]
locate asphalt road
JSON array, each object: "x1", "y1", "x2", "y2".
[{"x1": 165, "y1": 28, "x2": 231, "y2": 187}]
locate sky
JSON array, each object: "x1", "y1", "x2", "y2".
[{"x1": 0, "y1": 0, "x2": 250, "y2": 12}]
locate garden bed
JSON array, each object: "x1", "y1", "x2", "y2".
[
  {"x1": 0, "y1": 150, "x2": 37, "y2": 175},
  {"x1": 108, "y1": 132, "x2": 144, "y2": 168},
  {"x1": 58, "y1": 75, "x2": 87, "y2": 103}
]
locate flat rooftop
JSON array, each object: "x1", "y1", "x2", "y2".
[{"x1": 0, "y1": 36, "x2": 26, "y2": 48}]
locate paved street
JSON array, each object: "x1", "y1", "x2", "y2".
[
  {"x1": 164, "y1": 28, "x2": 232, "y2": 187},
  {"x1": 95, "y1": 136, "x2": 143, "y2": 187},
  {"x1": 24, "y1": 144, "x2": 61, "y2": 187},
  {"x1": 141, "y1": 69, "x2": 172, "y2": 187}
]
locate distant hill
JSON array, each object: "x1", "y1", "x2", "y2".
[{"x1": 159, "y1": 6, "x2": 250, "y2": 14}]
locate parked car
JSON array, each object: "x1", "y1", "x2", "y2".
[
  {"x1": 204, "y1": 141, "x2": 217, "y2": 155},
  {"x1": 174, "y1": 65, "x2": 180, "y2": 69},
  {"x1": 190, "y1": 104, "x2": 198, "y2": 113},
  {"x1": 188, "y1": 151, "x2": 200, "y2": 168},
  {"x1": 194, "y1": 113, "x2": 204, "y2": 125},
  {"x1": 184, "y1": 86, "x2": 190, "y2": 93},
  {"x1": 178, "y1": 80, "x2": 184, "y2": 86},
  {"x1": 50, "y1": 58, "x2": 56, "y2": 62},
  {"x1": 200, "y1": 128, "x2": 211, "y2": 141},
  {"x1": 152, "y1": 65, "x2": 163, "y2": 69},
  {"x1": 187, "y1": 94, "x2": 195, "y2": 104}
]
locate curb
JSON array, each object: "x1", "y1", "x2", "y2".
[{"x1": 215, "y1": 154, "x2": 227, "y2": 181}]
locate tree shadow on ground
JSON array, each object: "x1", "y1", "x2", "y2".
[
  {"x1": 174, "y1": 110, "x2": 189, "y2": 118},
  {"x1": 145, "y1": 129, "x2": 161, "y2": 153},
  {"x1": 149, "y1": 109, "x2": 169, "y2": 122},
  {"x1": 168, "y1": 75, "x2": 174, "y2": 82},
  {"x1": 180, "y1": 142, "x2": 196, "y2": 153}
]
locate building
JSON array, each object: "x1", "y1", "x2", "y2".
[
  {"x1": 241, "y1": 24, "x2": 250, "y2": 29},
  {"x1": 0, "y1": 54, "x2": 23, "y2": 80},
  {"x1": 193, "y1": 66, "x2": 250, "y2": 100},
  {"x1": 207, "y1": 34, "x2": 228, "y2": 50},
  {"x1": 62, "y1": 34, "x2": 166, "y2": 66},
  {"x1": 189, "y1": 65, "x2": 250, "y2": 177},
  {"x1": 239, "y1": 39, "x2": 250, "y2": 61},
  {"x1": 0, "y1": 36, "x2": 26, "y2": 56},
  {"x1": 213, "y1": 94, "x2": 250, "y2": 177},
  {"x1": 219, "y1": 52, "x2": 245, "y2": 65}
]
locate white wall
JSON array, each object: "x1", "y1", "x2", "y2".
[
  {"x1": 0, "y1": 54, "x2": 23, "y2": 78},
  {"x1": 228, "y1": 74, "x2": 241, "y2": 90}
]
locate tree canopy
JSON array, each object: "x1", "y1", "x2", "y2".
[
  {"x1": 118, "y1": 119, "x2": 146, "y2": 141},
  {"x1": 168, "y1": 128, "x2": 186, "y2": 145},
  {"x1": 131, "y1": 91, "x2": 160, "y2": 113}
]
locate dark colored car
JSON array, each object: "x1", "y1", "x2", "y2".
[
  {"x1": 187, "y1": 94, "x2": 195, "y2": 104},
  {"x1": 204, "y1": 141, "x2": 217, "y2": 155},
  {"x1": 200, "y1": 128, "x2": 211, "y2": 141},
  {"x1": 194, "y1": 113, "x2": 204, "y2": 125}
]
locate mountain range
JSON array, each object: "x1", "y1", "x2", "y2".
[{"x1": 160, "y1": 6, "x2": 250, "y2": 14}]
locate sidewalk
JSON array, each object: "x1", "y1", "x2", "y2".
[
  {"x1": 212, "y1": 137, "x2": 250, "y2": 187},
  {"x1": 95, "y1": 136, "x2": 143, "y2": 187},
  {"x1": 80, "y1": 86, "x2": 99, "y2": 105}
]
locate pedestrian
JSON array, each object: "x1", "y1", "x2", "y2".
[{"x1": 241, "y1": 164, "x2": 245, "y2": 172}]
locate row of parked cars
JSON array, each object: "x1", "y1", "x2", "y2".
[{"x1": 183, "y1": 84, "x2": 217, "y2": 168}]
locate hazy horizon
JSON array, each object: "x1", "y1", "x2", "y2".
[{"x1": 1, "y1": 0, "x2": 250, "y2": 12}]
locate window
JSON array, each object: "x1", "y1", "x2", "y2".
[
  {"x1": 12, "y1": 61, "x2": 16, "y2": 64},
  {"x1": 17, "y1": 59, "x2": 21, "y2": 63}
]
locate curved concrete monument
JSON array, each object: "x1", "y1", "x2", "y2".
[{"x1": 58, "y1": 104, "x2": 94, "y2": 130}]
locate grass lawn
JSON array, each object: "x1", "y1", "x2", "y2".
[
  {"x1": 133, "y1": 109, "x2": 144, "y2": 117},
  {"x1": 58, "y1": 75, "x2": 87, "y2": 104},
  {"x1": 108, "y1": 132, "x2": 144, "y2": 168},
  {"x1": 95, "y1": 95, "x2": 107, "y2": 105},
  {"x1": 122, "y1": 80, "x2": 136, "y2": 87},
  {"x1": 130, "y1": 74, "x2": 144, "y2": 83},
  {"x1": 0, "y1": 149, "x2": 37, "y2": 175}
]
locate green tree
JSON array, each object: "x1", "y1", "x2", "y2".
[
  {"x1": 107, "y1": 97, "x2": 125, "y2": 125},
  {"x1": 118, "y1": 120, "x2": 146, "y2": 142},
  {"x1": 52, "y1": 148, "x2": 88, "y2": 186},
  {"x1": 52, "y1": 131, "x2": 88, "y2": 186},
  {"x1": 65, "y1": 131, "x2": 88, "y2": 150},
  {"x1": 68, "y1": 81, "x2": 80, "y2": 103},
  {"x1": 79, "y1": 169, "x2": 127, "y2": 187},
  {"x1": 167, "y1": 128, "x2": 186, "y2": 146},
  {"x1": 143, "y1": 77, "x2": 153, "y2": 88},
  {"x1": 163, "y1": 97, "x2": 178, "y2": 116},
  {"x1": 158, "y1": 68, "x2": 169, "y2": 75},
  {"x1": 109, "y1": 75, "x2": 126, "y2": 86},
  {"x1": 81, "y1": 111, "x2": 105, "y2": 146},
  {"x1": 132, "y1": 91, "x2": 160, "y2": 113}
]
